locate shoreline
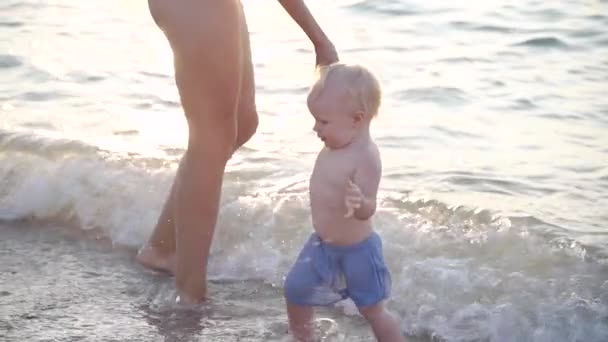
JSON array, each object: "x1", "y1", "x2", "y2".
[{"x1": 1, "y1": 222, "x2": 417, "y2": 341}]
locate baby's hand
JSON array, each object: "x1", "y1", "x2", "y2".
[{"x1": 344, "y1": 179, "x2": 363, "y2": 218}]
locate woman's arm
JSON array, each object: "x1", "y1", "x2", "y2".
[{"x1": 277, "y1": 0, "x2": 339, "y2": 66}]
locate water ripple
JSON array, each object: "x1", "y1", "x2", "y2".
[
  {"x1": 66, "y1": 71, "x2": 105, "y2": 83},
  {"x1": 18, "y1": 91, "x2": 69, "y2": 102},
  {"x1": 567, "y1": 29, "x2": 605, "y2": 39},
  {"x1": 0, "y1": 55, "x2": 23, "y2": 69},
  {"x1": 513, "y1": 36, "x2": 571, "y2": 49},
  {"x1": 538, "y1": 112, "x2": 585, "y2": 121},
  {"x1": 0, "y1": 21, "x2": 23, "y2": 28},
  {"x1": 441, "y1": 174, "x2": 560, "y2": 197},
  {"x1": 450, "y1": 21, "x2": 522, "y2": 34},
  {"x1": 395, "y1": 87, "x2": 468, "y2": 105},
  {"x1": 345, "y1": 0, "x2": 422, "y2": 16},
  {"x1": 429, "y1": 125, "x2": 484, "y2": 140}
]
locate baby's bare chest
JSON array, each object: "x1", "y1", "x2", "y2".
[{"x1": 310, "y1": 152, "x2": 357, "y2": 205}]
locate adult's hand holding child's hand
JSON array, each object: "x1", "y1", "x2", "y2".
[{"x1": 315, "y1": 40, "x2": 339, "y2": 67}]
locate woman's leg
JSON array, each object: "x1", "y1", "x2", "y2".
[
  {"x1": 136, "y1": 178, "x2": 177, "y2": 274},
  {"x1": 234, "y1": 2, "x2": 258, "y2": 148},
  {"x1": 137, "y1": 1, "x2": 259, "y2": 279},
  {"x1": 138, "y1": 0, "x2": 247, "y2": 303}
]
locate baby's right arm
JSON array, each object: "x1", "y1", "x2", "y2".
[{"x1": 347, "y1": 147, "x2": 382, "y2": 220}]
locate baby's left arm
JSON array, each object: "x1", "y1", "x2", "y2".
[{"x1": 347, "y1": 150, "x2": 382, "y2": 220}]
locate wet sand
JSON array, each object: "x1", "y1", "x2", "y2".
[{"x1": 1, "y1": 223, "x2": 418, "y2": 341}]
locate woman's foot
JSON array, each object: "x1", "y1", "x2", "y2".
[{"x1": 136, "y1": 245, "x2": 176, "y2": 275}]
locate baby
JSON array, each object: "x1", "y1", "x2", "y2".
[{"x1": 283, "y1": 63, "x2": 404, "y2": 342}]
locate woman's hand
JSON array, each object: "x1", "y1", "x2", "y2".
[
  {"x1": 315, "y1": 40, "x2": 339, "y2": 67},
  {"x1": 277, "y1": 0, "x2": 339, "y2": 67}
]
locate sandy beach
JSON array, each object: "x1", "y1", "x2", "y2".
[{"x1": 1, "y1": 222, "x2": 424, "y2": 341}]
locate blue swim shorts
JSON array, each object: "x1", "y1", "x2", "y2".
[{"x1": 283, "y1": 231, "x2": 391, "y2": 308}]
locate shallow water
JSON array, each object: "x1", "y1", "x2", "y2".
[{"x1": 1, "y1": 0, "x2": 608, "y2": 340}]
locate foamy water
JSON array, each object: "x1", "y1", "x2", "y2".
[{"x1": 1, "y1": 0, "x2": 607, "y2": 340}]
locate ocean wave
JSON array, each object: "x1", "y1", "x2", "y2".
[
  {"x1": 0, "y1": 129, "x2": 100, "y2": 157},
  {"x1": 2, "y1": 137, "x2": 607, "y2": 341}
]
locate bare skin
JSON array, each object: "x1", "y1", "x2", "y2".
[
  {"x1": 136, "y1": 0, "x2": 338, "y2": 304},
  {"x1": 285, "y1": 67, "x2": 405, "y2": 341},
  {"x1": 308, "y1": 70, "x2": 381, "y2": 247},
  {"x1": 310, "y1": 136, "x2": 379, "y2": 246}
]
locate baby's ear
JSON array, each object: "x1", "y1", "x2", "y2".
[{"x1": 353, "y1": 110, "x2": 365, "y2": 124}]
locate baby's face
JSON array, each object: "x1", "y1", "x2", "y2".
[{"x1": 307, "y1": 81, "x2": 360, "y2": 149}]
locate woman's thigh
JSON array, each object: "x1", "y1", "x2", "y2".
[
  {"x1": 150, "y1": 0, "x2": 245, "y2": 143},
  {"x1": 235, "y1": 3, "x2": 258, "y2": 133}
]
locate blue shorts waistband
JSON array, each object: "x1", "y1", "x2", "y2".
[{"x1": 314, "y1": 231, "x2": 380, "y2": 253}]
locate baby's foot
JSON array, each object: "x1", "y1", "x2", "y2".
[{"x1": 315, "y1": 318, "x2": 339, "y2": 339}]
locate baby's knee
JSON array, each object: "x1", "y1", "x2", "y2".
[
  {"x1": 284, "y1": 269, "x2": 320, "y2": 306},
  {"x1": 358, "y1": 301, "x2": 387, "y2": 322},
  {"x1": 283, "y1": 273, "x2": 306, "y2": 302}
]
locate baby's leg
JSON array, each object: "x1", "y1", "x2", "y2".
[
  {"x1": 284, "y1": 257, "x2": 317, "y2": 341},
  {"x1": 286, "y1": 303, "x2": 314, "y2": 342},
  {"x1": 358, "y1": 302, "x2": 405, "y2": 342},
  {"x1": 340, "y1": 233, "x2": 404, "y2": 340},
  {"x1": 283, "y1": 235, "x2": 328, "y2": 341}
]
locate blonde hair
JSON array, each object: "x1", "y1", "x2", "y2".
[{"x1": 308, "y1": 63, "x2": 382, "y2": 118}]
